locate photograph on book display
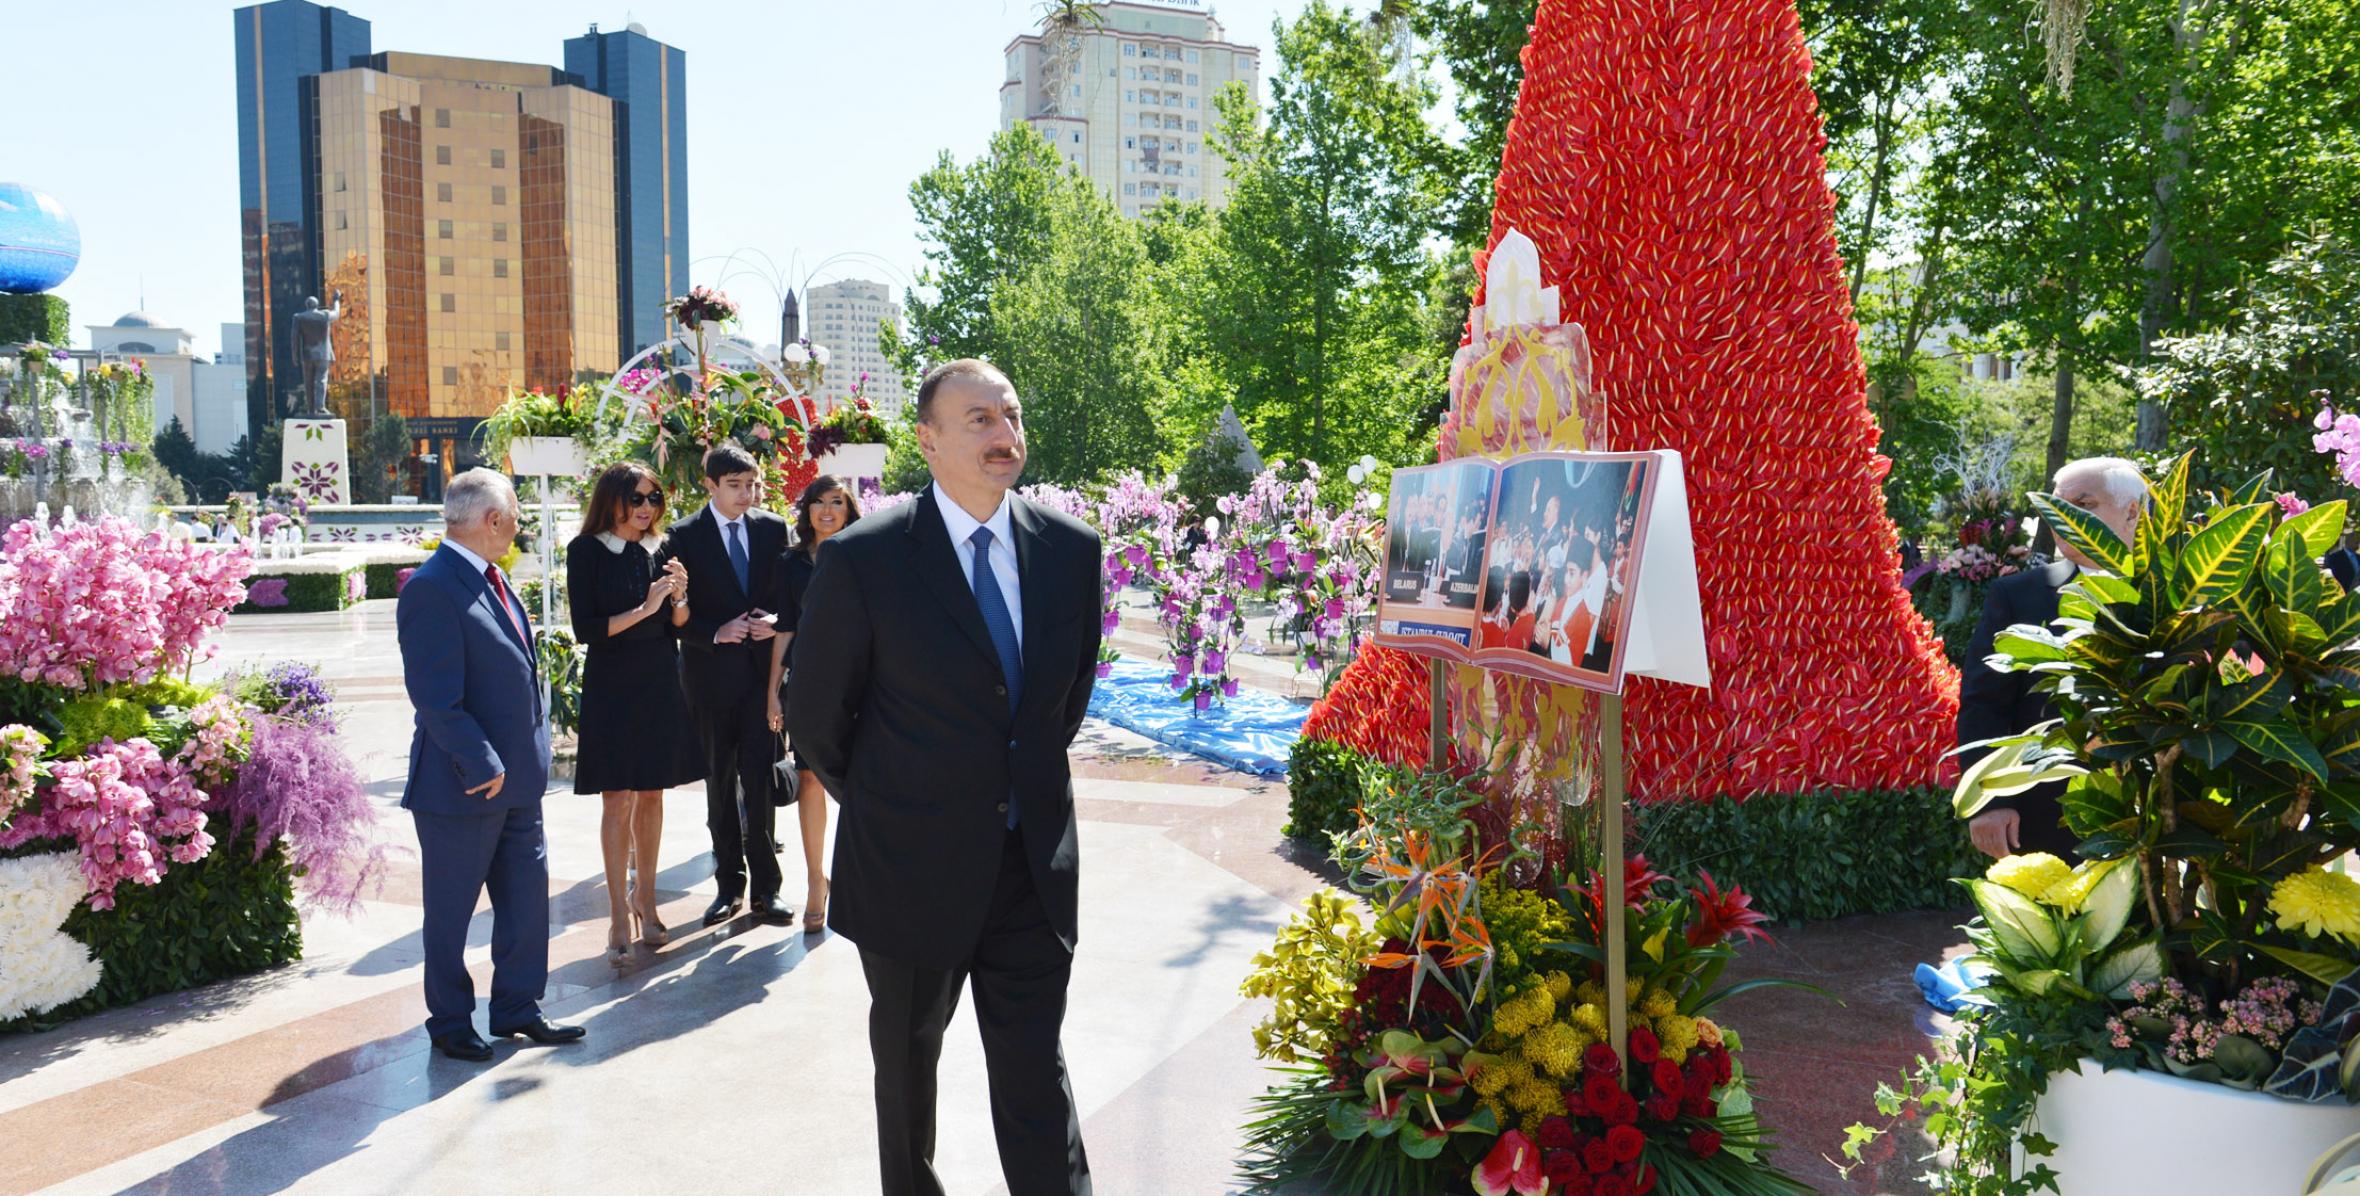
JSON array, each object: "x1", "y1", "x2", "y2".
[
  {"x1": 1376, "y1": 457, "x2": 1495, "y2": 643},
  {"x1": 1374, "y1": 451, "x2": 1661, "y2": 694}
]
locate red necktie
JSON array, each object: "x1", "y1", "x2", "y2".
[{"x1": 485, "y1": 565, "x2": 530, "y2": 648}]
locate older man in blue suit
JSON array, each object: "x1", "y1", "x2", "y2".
[{"x1": 398, "y1": 468, "x2": 584, "y2": 1062}]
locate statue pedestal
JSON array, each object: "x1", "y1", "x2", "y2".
[{"x1": 280, "y1": 418, "x2": 352, "y2": 508}]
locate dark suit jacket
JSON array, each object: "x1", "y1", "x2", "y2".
[
  {"x1": 786, "y1": 488, "x2": 1103, "y2": 971},
  {"x1": 1958, "y1": 559, "x2": 2079, "y2": 856},
  {"x1": 655, "y1": 504, "x2": 789, "y2": 704},
  {"x1": 397, "y1": 545, "x2": 549, "y2": 814}
]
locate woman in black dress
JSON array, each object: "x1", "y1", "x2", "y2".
[
  {"x1": 569, "y1": 461, "x2": 704, "y2": 964},
  {"x1": 766, "y1": 474, "x2": 863, "y2": 933}
]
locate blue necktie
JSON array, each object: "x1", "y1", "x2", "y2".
[
  {"x1": 727, "y1": 520, "x2": 750, "y2": 594},
  {"x1": 969, "y1": 527, "x2": 1023, "y2": 828}
]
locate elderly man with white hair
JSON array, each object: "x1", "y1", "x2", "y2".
[
  {"x1": 1958, "y1": 455, "x2": 2146, "y2": 861},
  {"x1": 397, "y1": 467, "x2": 584, "y2": 1061}
]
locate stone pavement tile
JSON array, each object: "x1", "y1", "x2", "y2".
[
  {"x1": 1738, "y1": 1048, "x2": 1937, "y2": 1196},
  {"x1": 0, "y1": 1077, "x2": 252, "y2": 1195},
  {"x1": 1031, "y1": 998, "x2": 1283, "y2": 1196}
]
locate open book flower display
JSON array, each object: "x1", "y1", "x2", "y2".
[
  {"x1": 1238, "y1": 763, "x2": 1818, "y2": 1195},
  {"x1": 1860, "y1": 452, "x2": 2360, "y2": 1190}
]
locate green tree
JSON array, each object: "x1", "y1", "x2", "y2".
[
  {"x1": 2144, "y1": 230, "x2": 2360, "y2": 499},
  {"x1": 151, "y1": 417, "x2": 201, "y2": 495},
  {"x1": 1412, "y1": 0, "x2": 1538, "y2": 251},
  {"x1": 351, "y1": 413, "x2": 411, "y2": 503},
  {"x1": 901, "y1": 125, "x2": 1070, "y2": 370},
  {"x1": 1200, "y1": 0, "x2": 1446, "y2": 469},
  {"x1": 989, "y1": 181, "x2": 1174, "y2": 486}
]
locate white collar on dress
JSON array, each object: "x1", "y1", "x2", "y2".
[{"x1": 594, "y1": 530, "x2": 663, "y2": 555}]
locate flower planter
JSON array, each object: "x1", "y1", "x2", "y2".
[
  {"x1": 2026, "y1": 1060, "x2": 2360, "y2": 1194},
  {"x1": 508, "y1": 436, "x2": 584, "y2": 478},
  {"x1": 815, "y1": 442, "x2": 888, "y2": 493}
]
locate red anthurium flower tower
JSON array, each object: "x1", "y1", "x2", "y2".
[{"x1": 1462, "y1": 0, "x2": 1958, "y2": 799}]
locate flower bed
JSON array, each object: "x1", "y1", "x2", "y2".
[
  {"x1": 360, "y1": 546, "x2": 430, "y2": 599},
  {"x1": 234, "y1": 557, "x2": 365, "y2": 613},
  {"x1": 0, "y1": 520, "x2": 380, "y2": 1031}
]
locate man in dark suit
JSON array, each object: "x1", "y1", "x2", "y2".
[
  {"x1": 789, "y1": 358, "x2": 1102, "y2": 1196},
  {"x1": 1959, "y1": 457, "x2": 2143, "y2": 860},
  {"x1": 398, "y1": 468, "x2": 583, "y2": 1061},
  {"x1": 655, "y1": 445, "x2": 794, "y2": 927}
]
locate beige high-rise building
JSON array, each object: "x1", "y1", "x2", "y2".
[
  {"x1": 805, "y1": 279, "x2": 908, "y2": 417},
  {"x1": 1000, "y1": 2, "x2": 1259, "y2": 218},
  {"x1": 310, "y1": 52, "x2": 619, "y2": 422}
]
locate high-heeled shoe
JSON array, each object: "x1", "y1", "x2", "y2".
[
  {"x1": 802, "y1": 879, "x2": 829, "y2": 934},
  {"x1": 632, "y1": 896, "x2": 669, "y2": 947},
  {"x1": 605, "y1": 921, "x2": 631, "y2": 967}
]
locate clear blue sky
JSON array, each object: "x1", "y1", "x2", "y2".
[{"x1": 15, "y1": 0, "x2": 1315, "y2": 359}]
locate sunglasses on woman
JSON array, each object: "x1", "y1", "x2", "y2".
[{"x1": 626, "y1": 490, "x2": 663, "y2": 508}]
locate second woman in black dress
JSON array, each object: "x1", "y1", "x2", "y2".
[
  {"x1": 569, "y1": 462, "x2": 705, "y2": 964},
  {"x1": 766, "y1": 474, "x2": 862, "y2": 933}
]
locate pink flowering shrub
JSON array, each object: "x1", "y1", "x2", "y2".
[
  {"x1": 0, "y1": 737, "x2": 214, "y2": 908},
  {"x1": 0, "y1": 517, "x2": 251, "y2": 690},
  {"x1": 0, "y1": 724, "x2": 48, "y2": 826}
]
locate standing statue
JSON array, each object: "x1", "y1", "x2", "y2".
[{"x1": 291, "y1": 292, "x2": 343, "y2": 419}]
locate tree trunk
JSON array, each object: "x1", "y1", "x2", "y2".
[
  {"x1": 2048, "y1": 348, "x2": 2076, "y2": 483},
  {"x1": 2135, "y1": 0, "x2": 2200, "y2": 451},
  {"x1": 1848, "y1": 91, "x2": 1900, "y2": 304}
]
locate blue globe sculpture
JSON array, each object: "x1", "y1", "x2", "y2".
[{"x1": 0, "y1": 184, "x2": 80, "y2": 294}]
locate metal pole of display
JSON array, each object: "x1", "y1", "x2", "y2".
[
  {"x1": 1428, "y1": 658, "x2": 1449, "y2": 770},
  {"x1": 1601, "y1": 691, "x2": 1630, "y2": 1073},
  {"x1": 538, "y1": 474, "x2": 553, "y2": 740}
]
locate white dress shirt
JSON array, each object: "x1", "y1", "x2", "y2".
[
  {"x1": 933, "y1": 482, "x2": 1023, "y2": 650},
  {"x1": 443, "y1": 537, "x2": 499, "y2": 586}
]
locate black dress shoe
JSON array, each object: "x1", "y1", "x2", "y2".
[
  {"x1": 490, "y1": 1017, "x2": 586, "y2": 1044},
  {"x1": 753, "y1": 894, "x2": 794, "y2": 925},
  {"x1": 703, "y1": 895, "x2": 742, "y2": 926},
  {"x1": 433, "y1": 1030, "x2": 493, "y2": 1062}
]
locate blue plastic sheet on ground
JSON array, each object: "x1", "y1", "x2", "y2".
[
  {"x1": 1086, "y1": 657, "x2": 1308, "y2": 777},
  {"x1": 1914, "y1": 957, "x2": 1995, "y2": 1014}
]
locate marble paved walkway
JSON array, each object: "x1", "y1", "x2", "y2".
[{"x1": 0, "y1": 602, "x2": 1956, "y2": 1195}]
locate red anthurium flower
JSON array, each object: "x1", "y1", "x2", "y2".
[
  {"x1": 1473, "y1": 1130, "x2": 1548, "y2": 1196},
  {"x1": 1687, "y1": 870, "x2": 1772, "y2": 947}
]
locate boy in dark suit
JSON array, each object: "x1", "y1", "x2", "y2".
[{"x1": 656, "y1": 445, "x2": 794, "y2": 926}]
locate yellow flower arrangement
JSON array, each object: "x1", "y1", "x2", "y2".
[
  {"x1": 1986, "y1": 852, "x2": 2073, "y2": 903},
  {"x1": 1239, "y1": 889, "x2": 1379, "y2": 1063},
  {"x1": 2270, "y1": 867, "x2": 2360, "y2": 945}
]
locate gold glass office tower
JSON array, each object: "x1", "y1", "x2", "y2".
[{"x1": 309, "y1": 53, "x2": 617, "y2": 422}]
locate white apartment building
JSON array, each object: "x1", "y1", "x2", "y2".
[
  {"x1": 1000, "y1": 1, "x2": 1260, "y2": 218},
  {"x1": 805, "y1": 279, "x2": 909, "y2": 417}
]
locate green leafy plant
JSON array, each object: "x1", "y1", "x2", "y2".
[
  {"x1": 1634, "y1": 787, "x2": 1982, "y2": 922},
  {"x1": 1853, "y1": 452, "x2": 2360, "y2": 1192},
  {"x1": 538, "y1": 628, "x2": 586, "y2": 737},
  {"x1": 478, "y1": 384, "x2": 597, "y2": 464}
]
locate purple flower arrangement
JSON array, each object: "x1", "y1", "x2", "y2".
[{"x1": 214, "y1": 715, "x2": 388, "y2": 914}]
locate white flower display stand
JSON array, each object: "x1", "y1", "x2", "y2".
[
  {"x1": 2027, "y1": 1061, "x2": 2360, "y2": 1194},
  {"x1": 507, "y1": 437, "x2": 586, "y2": 479}
]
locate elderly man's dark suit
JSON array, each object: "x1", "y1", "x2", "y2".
[{"x1": 1958, "y1": 559, "x2": 2081, "y2": 858}]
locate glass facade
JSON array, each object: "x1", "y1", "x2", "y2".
[
  {"x1": 309, "y1": 55, "x2": 617, "y2": 423},
  {"x1": 564, "y1": 25, "x2": 690, "y2": 362},
  {"x1": 234, "y1": 0, "x2": 370, "y2": 435}
]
